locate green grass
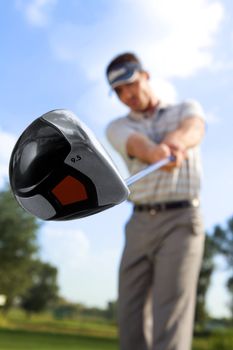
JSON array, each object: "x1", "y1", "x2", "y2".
[
  {"x1": 0, "y1": 328, "x2": 118, "y2": 350},
  {"x1": 0, "y1": 328, "x2": 233, "y2": 350},
  {"x1": 0, "y1": 309, "x2": 118, "y2": 350},
  {"x1": 0, "y1": 309, "x2": 233, "y2": 350},
  {"x1": 0, "y1": 309, "x2": 117, "y2": 338},
  {"x1": 193, "y1": 330, "x2": 233, "y2": 350}
]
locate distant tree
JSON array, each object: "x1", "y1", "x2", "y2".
[
  {"x1": 213, "y1": 217, "x2": 233, "y2": 319},
  {"x1": 53, "y1": 298, "x2": 83, "y2": 319},
  {"x1": 227, "y1": 276, "x2": 233, "y2": 319},
  {"x1": 213, "y1": 218, "x2": 233, "y2": 267},
  {"x1": 105, "y1": 301, "x2": 117, "y2": 322},
  {"x1": 0, "y1": 188, "x2": 39, "y2": 309},
  {"x1": 21, "y1": 260, "x2": 59, "y2": 315},
  {"x1": 81, "y1": 306, "x2": 106, "y2": 319},
  {"x1": 195, "y1": 234, "x2": 216, "y2": 325}
]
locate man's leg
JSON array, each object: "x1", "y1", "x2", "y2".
[
  {"x1": 152, "y1": 208, "x2": 205, "y2": 350},
  {"x1": 118, "y1": 212, "x2": 152, "y2": 350},
  {"x1": 143, "y1": 288, "x2": 153, "y2": 348}
]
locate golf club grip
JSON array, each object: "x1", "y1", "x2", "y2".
[{"x1": 125, "y1": 155, "x2": 175, "y2": 187}]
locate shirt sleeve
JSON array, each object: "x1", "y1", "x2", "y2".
[
  {"x1": 180, "y1": 100, "x2": 205, "y2": 121},
  {"x1": 106, "y1": 117, "x2": 136, "y2": 159}
]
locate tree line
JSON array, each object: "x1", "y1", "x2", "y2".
[
  {"x1": 196, "y1": 217, "x2": 233, "y2": 324},
  {"x1": 0, "y1": 188, "x2": 58, "y2": 314},
  {"x1": 0, "y1": 186, "x2": 233, "y2": 325}
]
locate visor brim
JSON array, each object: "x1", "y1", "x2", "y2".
[{"x1": 110, "y1": 71, "x2": 140, "y2": 89}]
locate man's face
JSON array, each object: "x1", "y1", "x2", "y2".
[{"x1": 114, "y1": 71, "x2": 151, "y2": 112}]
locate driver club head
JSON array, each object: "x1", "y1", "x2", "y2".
[{"x1": 9, "y1": 109, "x2": 129, "y2": 221}]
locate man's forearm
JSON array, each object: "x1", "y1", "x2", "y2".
[
  {"x1": 163, "y1": 117, "x2": 205, "y2": 150},
  {"x1": 126, "y1": 133, "x2": 171, "y2": 164},
  {"x1": 125, "y1": 117, "x2": 205, "y2": 169}
]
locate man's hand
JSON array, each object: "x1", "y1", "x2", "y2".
[
  {"x1": 148, "y1": 143, "x2": 179, "y2": 172},
  {"x1": 162, "y1": 138, "x2": 187, "y2": 169},
  {"x1": 161, "y1": 116, "x2": 205, "y2": 170},
  {"x1": 148, "y1": 143, "x2": 171, "y2": 163}
]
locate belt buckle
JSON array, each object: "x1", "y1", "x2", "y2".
[
  {"x1": 191, "y1": 198, "x2": 199, "y2": 207},
  {"x1": 149, "y1": 208, "x2": 157, "y2": 216}
]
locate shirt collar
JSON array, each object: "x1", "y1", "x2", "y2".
[{"x1": 128, "y1": 100, "x2": 170, "y2": 121}]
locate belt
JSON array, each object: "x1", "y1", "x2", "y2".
[{"x1": 134, "y1": 199, "x2": 199, "y2": 215}]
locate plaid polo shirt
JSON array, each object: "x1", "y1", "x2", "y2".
[{"x1": 106, "y1": 100, "x2": 205, "y2": 204}]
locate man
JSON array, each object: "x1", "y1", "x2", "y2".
[{"x1": 105, "y1": 52, "x2": 205, "y2": 350}]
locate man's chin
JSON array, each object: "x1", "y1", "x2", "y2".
[
  {"x1": 131, "y1": 105, "x2": 148, "y2": 112},
  {"x1": 129, "y1": 102, "x2": 147, "y2": 112}
]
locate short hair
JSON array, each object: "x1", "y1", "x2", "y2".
[{"x1": 106, "y1": 52, "x2": 142, "y2": 77}]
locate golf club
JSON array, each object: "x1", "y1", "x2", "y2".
[{"x1": 9, "y1": 109, "x2": 174, "y2": 221}]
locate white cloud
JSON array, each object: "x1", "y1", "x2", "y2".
[
  {"x1": 121, "y1": 0, "x2": 224, "y2": 75},
  {"x1": 16, "y1": 0, "x2": 57, "y2": 27},
  {"x1": 49, "y1": 0, "x2": 224, "y2": 80},
  {"x1": 39, "y1": 224, "x2": 120, "y2": 306},
  {"x1": 0, "y1": 130, "x2": 16, "y2": 188}
]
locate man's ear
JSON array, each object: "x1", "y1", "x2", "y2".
[{"x1": 141, "y1": 71, "x2": 150, "y2": 80}]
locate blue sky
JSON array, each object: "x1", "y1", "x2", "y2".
[{"x1": 0, "y1": 0, "x2": 233, "y2": 317}]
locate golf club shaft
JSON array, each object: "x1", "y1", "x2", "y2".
[{"x1": 125, "y1": 156, "x2": 175, "y2": 187}]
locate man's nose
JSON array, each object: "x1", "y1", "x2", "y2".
[{"x1": 123, "y1": 87, "x2": 133, "y2": 99}]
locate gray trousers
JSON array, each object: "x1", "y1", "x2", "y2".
[{"x1": 118, "y1": 207, "x2": 205, "y2": 350}]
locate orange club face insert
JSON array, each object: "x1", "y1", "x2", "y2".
[{"x1": 52, "y1": 176, "x2": 88, "y2": 205}]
